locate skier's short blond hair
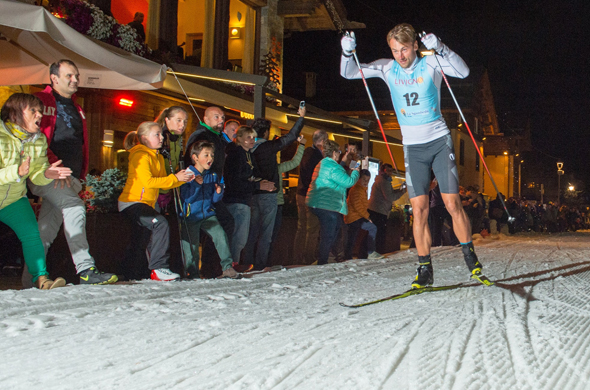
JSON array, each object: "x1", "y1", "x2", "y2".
[{"x1": 387, "y1": 23, "x2": 417, "y2": 46}]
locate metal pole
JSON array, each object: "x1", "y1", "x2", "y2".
[
  {"x1": 557, "y1": 172, "x2": 561, "y2": 206},
  {"x1": 518, "y1": 161, "x2": 521, "y2": 198}
]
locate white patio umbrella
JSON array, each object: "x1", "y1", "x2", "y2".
[{"x1": 0, "y1": 0, "x2": 167, "y2": 90}]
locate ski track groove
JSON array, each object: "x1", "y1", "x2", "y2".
[
  {"x1": 529, "y1": 267, "x2": 590, "y2": 390},
  {"x1": 376, "y1": 322, "x2": 422, "y2": 390}
]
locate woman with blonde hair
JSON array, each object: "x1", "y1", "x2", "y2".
[{"x1": 119, "y1": 121, "x2": 194, "y2": 281}]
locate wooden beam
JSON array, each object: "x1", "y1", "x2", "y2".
[
  {"x1": 277, "y1": 1, "x2": 319, "y2": 16},
  {"x1": 239, "y1": 0, "x2": 267, "y2": 8}
]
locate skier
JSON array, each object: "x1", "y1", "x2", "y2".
[{"x1": 340, "y1": 23, "x2": 487, "y2": 288}]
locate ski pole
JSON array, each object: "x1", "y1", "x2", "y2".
[
  {"x1": 164, "y1": 147, "x2": 195, "y2": 274},
  {"x1": 346, "y1": 32, "x2": 399, "y2": 175},
  {"x1": 419, "y1": 32, "x2": 515, "y2": 223}
]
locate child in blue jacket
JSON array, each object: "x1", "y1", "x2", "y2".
[{"x1": 180, "y1": 140, "x2": 239, "y2": 279}]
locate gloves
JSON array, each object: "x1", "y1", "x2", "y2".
[
  {"x1": 341, "y1": 31, "x2": 356, "y2": 56},
  {"x1": 421, "y1": 33, "x2": 443, "y2": 52}
]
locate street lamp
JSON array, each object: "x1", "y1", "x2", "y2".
[
  {"x1": 568, "y1": 184, "x2": 575, "y2": 192},
  {"x1": 557, "y1": 161, "x2": 564, "y2": 205}
]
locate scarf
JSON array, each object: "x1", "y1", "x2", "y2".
[{"x1": 5, "y1": 121, "x2": 39, "y2": 143}]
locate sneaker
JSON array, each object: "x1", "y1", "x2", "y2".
[
  {"x1": 36, "y1": 275, "x2": 66, "y2": 290},
  {"x1": 79, "y1": 267, "x2": 118, "y2": 285},
  {"x1": 151, "y1": 268, "x2": 180, "y2": 281},
  {"x1": 367, "y1": 252, "x2": 384, "y2": 260},
  {"x1": 411, "y1": 263, "x2": 434, "y2": 289},
  {"x1": 218, "y1": 267, "x2": 242, "y2": 279}
]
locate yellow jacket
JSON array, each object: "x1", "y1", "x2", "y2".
[
  {"x1": 344, "y1": 182, "x2": 370, "y2": 224},
  {"x1": 118, "y1": 144, "x2": 183, "y2": 208}
]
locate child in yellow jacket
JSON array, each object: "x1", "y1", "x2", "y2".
[{"x1": 118, "y1": 121, "x2": 194, "y2": 281}]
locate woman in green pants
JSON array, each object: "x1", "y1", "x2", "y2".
[{"x1": 0, "y1": 93, "x2": 72, "y2": 289}]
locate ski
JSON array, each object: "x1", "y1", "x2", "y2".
[
  {"x1": 471, "y1": 271, "x2": 494, "y2": 286},
  {"x1": 340, "y1": 284, "x2": 466, "y2": 308}
]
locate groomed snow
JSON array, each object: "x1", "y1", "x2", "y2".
[{"x1": 2, "y1": 232, "x2": 590, "y2": 390}]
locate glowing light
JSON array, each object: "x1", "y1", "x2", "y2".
[{"x1": 118, "y1": 98, "x2": 134, "y2": 107}]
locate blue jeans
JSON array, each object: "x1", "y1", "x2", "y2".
[
  {"x1": 226, "y1": 203, "x2": 251, "y2": 264},
  {"x1": 310, "y1": 207, "x2": 343, "y2": 265},
  {"x1": 243, "y1": 193, "x2": 277, "y2": 269},
  {"x1": 345, "y1": 218, "x2": 377, "y2": 259}
]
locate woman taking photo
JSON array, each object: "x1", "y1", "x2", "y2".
[
  {"x1": 306, "y1": 140, "x2": 359, "y2": 265},
  {"x1": 0, "y1": 93, "x2": 72, "y2": 289}
]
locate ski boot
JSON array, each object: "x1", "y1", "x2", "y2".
[
  {"x1": 462, "y1": 242, "x2": 493, "y2": 286},
  {"x1": 411, "y1": 255, "x2": 433, "y2": 290}
]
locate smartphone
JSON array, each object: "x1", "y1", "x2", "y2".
[
  {"x1": 299, "y1": 101, "x2": 305, "y2": 109},
  {"x1": 349, "y1": 160, "x2": 360, "y2": 170}
]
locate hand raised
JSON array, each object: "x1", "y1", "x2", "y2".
[
  {"x1": 175, "y1": 169, "x2": 196, "y2": 183},
  {"x1": 18, "y1": 156, "x2": 31, "y2": 177},
  {"x1": 45, "y1": 160, "x2": 72, "y2": 185}
]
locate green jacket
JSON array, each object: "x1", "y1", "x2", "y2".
[
  {"x1": 0, "y1": 121, "x2": 53, "y2": 210},
  {"x1": 277, "y1": 144, "x2": 305, "y2": 206},
  {"x1": 306, "y1": 157, "x2": 359, "y2": 215}
]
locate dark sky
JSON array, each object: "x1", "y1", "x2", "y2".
[{"x1": 283, "y1": 0, "x2": 590, "y2": 190}]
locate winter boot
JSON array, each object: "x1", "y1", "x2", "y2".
[
  {"x1": 35, "y1": 275, "x2": 66, "y2": 290},
  {"x1": 411, "y1": 255, "x2": 433, "y2": 289},
  {"x1": 461, "y1": 242, "x2": 482, "y2": 274}
]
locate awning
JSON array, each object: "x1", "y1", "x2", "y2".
[{"x1": 0, "y1": 0, "x2": 167, "y2": 90}]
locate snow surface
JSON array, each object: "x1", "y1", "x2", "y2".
[{"x1": 2, "y1": 232, "x2": 590, "y2": 390}]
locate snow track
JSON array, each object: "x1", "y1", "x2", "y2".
[{"x1": 1, "y1": 233, "x2": 590, "y2": 389}]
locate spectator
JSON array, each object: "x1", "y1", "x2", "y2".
[
  {"x1": 270, "y1": 135, "x2": 306, "y2": 263},
  {"x1": 223, "y1": 119, "x2": 240, "y2": 143},
  {"x1": 339, "y1": 142, "x2": 360, "y2": 172},
  {"x1": 344, "y1": 169, "x2": 383, "y2": 260},
  {"x1": 293, "y1": 129, "x2": 328, "y2": 264},
  {"x1": 155, "y1": 106, "x2": 188, "y2": 212},
  {"x1": 156, "y1": 106, "x2": 188, "y2": 174},
  {"x1": 223, "y1": 126, "x2": 275, "y2": 271},
  {"x1": 128, "y1": 12, "x2": 146, "y2": 42},
  {"x1": 185, "y1": 106, "x2": 234, "y2": 278},
  {"x1": 306, "y1": 140, "x2": 359, "y2": 265},
  {"x1": 180, "y1": 141, "x2": 239, "y2": 279},
  {"x1": 243, "y1": 106, "x2": 306, "y2": 270},
  {"x1": 488, "y1": 193, "x2": 507, "y2": 234},
  {"x1": 118, "y1": 122, "x2": 194, "y2": 281},
  {"x1": 26, "y1": 59, "x2": 117, "y2": 286},
  {"x1": 1, "y1": 93, "x2": 71, "y2": 289},
  {"x1": 368, "y1": 163, "x2": 406, "y2": 254},
  {"x1": 465, "y1": 186, "x2": 485, "y2": 234}
]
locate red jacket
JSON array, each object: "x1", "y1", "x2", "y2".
[{"x1": 35, "y1": 85, "x2": 89, "y2": 178}]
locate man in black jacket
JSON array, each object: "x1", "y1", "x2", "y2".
[
  {"x1": 292, "y1": 129, "x2": 328, "y2": 264},
  {"x1": 243, "y1": 107, "x2": 306, "y2": 270},
  {"x1": 184, "y1": 106, "x2": 234, "y2": 278}
]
